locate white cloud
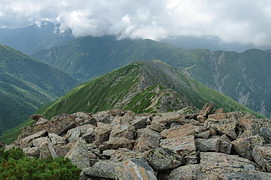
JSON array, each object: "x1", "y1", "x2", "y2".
[{"x1": 0, "y1": 0, "x2": 271, "y2": 46}]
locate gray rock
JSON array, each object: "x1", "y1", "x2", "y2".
[
  {"x1": 195, "y1": 136, "x2": 219, "y2": 152},
  {"x1": 109, "y1": 124, "x2": 135, "y2": 140},
  {"x1": 39, "y1": 142, "x2": 57, "y2": 159},
  {"x1": 32, "y1": 137, "x2": 50, "y2": 148},
  {"x1": 217, "y1": 134, "x2": 232, "y2": 154},
  {"x1": 163, "y1": 164, "x2": 200, "y2": 180},
  {"x1": 116, "y1": 158, "x2": 157, "y2": 180},
  {"x1": 131, "y1": 116, "x2": 148, "y2": 130},
  {"x1": 252, "y1": 145, "x2": 271, "y2": 172},
  {"x1": 48, "y1": 133, "x2": 65, "y2": 146},
  {"x1": 82, "y1": 160, "x2": 119, "y2": 179},
  {"x1": 23, "y1": 147, "x2": 40, "y2": 158},
  {"x1": 99, "y1": 138, "x2": 134, "y2": 151},
  {"x1": 65, "y1": 138, "x2": 90, "y2": 169},
  {"x1": 160, "y1": 135, "x2": 197, "y2": 164},
  {"x1": 146, "y1": 147, "x2": 184, "y2": 171},
  {"x1": 260, "y1": 127, "x2": 271, "y2": 143},
  {"x1": 133, "y1": 128, "x2": 161, "y2": 152},
  {"x1": 232, "y1": 135, "x2": 263, "y2": 160},
  {"x1": 19, "y1": 130, "x2": 47, "y2": 148}
]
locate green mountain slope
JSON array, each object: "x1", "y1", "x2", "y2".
[
  {"x1": 0, "y1": 45, "x2": 77, "y2": 133},
  {"x1": 33, "y1": 36, "x2": 271, "y2": 117},
  {"x1": 41, "y1": 60, "x2": 255, "y2": 119}
]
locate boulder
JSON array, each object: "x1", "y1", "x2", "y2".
[
  {"x1": 152, "y1": 112, "x2": 181, "y2": 124},
  {"x1": 197, "y1": 114, "x2": 206, "y2": 123},
  {"x1": 19, "y1": 130, "x2": 47, "y2": 148},
  {"x1": 54, "y1": 143, "x2": 72, "y2": 157},
  {"x1": 39, "y1": 142, "x2": 57, "y2": 159},
  {"x1": 217, "y1": 134, "x2": 232, "y2": 154},
  {"x1": 116, "y1": 158, "x2": 157, "y2": 180},
  {"x1": 232, "y1": 135, "x2": 263, "y2": 160},
  {"x1": 82, "y1": 160, "x2": 119, "y2": 179},
  {"x1": 133, "y1": 128, "x2": 161, "y2": 152},
  {"x1": 48, "y1": 114, "x2": 76, "y2": 135},
  {"x1": 72, "y1": 112, "x2": 96, "y2": 125},
  {"x1": 131, "y1": 116, "x2": 148, "y2": 130},
  {"x1": 93, "y1": 122, "x2": 112, "y2": 145},
  {"x1": 161, "y1": 123, "x2": 199, "y2": 139},
  {"x1": 110, "y1": 148, "x2": 144, "y2": 161},
  {"x1": 195, "y1": 136, "x2": 219, "y2": 152},
  {"x1": 23, "y1": 147, "x2": 40, "y2": 158},
  {"x1": 199, "y1": 103, "x2": 214, "y2": 117},
  {"x1": 260, "y1": 127, "x2": 271, "y2": 143},
  {"x1": 35, "y1": 117, "x2": 48, "y2": 125},
  {"x1": 65, "y1": 138, "x2": 90, "y2": 169},
  {"x1": 148, "y1": 121, "x2": 166, "y2": 132},
  {"x1": 205, "y1": 116, "x2": 238, "y2": 140},
  {"x1": 197, "y1": 152, "x2": 263, "y2": 179},
  {"x1": 91, "y1": 110, "x2": 112, "y2": 124},
  {"x1": 109, "y1": 124, "x2": 135, "y2": 140},
  {"x1": 146, "y1": 147, "x2": 184, "y2": 171},
  {"x1": 48, "y1": 133, "x2": 65, "y2": 145},
  {"x1": 252, "y1": 145, "x2": 271, "y2": 172},
  {"x1": 163, "y1": 164, "x2": 200, "y2": 180},
  {"x1": 99, "y1": 138, "x2": 134, "y2": 151},
  {"x1": 32, "y1": 137, "x2": 50, "y2": 148},
  {"x1": 160, "y1": 135, "x2": 197, "y2": 164}
]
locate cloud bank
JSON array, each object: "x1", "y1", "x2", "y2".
[{"x1": 1, "y1": 0, "x2": 271, "y2": 46}]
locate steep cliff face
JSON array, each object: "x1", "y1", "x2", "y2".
[{"x1": 183, "y1": 49, "x2": 271, "y2": 117}]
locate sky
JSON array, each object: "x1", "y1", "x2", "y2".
[{"x1": 0, "y1": 0, "x2": 271, "y2": 47}]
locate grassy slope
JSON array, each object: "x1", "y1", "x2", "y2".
[
  {"x1": 33, "y1": 37, "x2": 271, "y2": 117},
  {"x1": 41, "y1": 61, "x2": 257, "y2": 119},
  {"x1": 0, "y1": 45, "x2": 77, "y2": 134}
]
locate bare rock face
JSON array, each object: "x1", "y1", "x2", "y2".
[{"x1": 11, "y1": 104, "x2": 271, "y2": 180}]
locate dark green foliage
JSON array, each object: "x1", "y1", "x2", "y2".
[{"x1": 0, "y1": 148, "x2": 81, "y2": 180}]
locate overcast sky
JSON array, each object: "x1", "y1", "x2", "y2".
[{"x1": 0, "y1": 0, "x2": 271, "y2": 47}]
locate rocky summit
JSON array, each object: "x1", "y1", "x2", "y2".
[{"x1": 6, "y1": 103, "x2": 271, "y2": 180}]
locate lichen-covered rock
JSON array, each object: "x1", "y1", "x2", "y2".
[
  {"x1": 152, "y1": 112, "x2": 181, "y2": 124},
  {"x1": 161, "y1": 123, "x2": 199, "y2": 139},
  {"x1": 65, "y1": 138, "x2": 90, "y2": 169},
  {"x1": 252, "y1": 145, "x2": 271, "y2": 172},
  {"x1": 133, "y1": 128, "x2": 161, "y2": 152},
  {"x1": 260, "y1": 127, "x2": 271, "y2": 143},
  {"x1": 205, "y1": 116, "x2": 239, "y2": 140},
  {"x1": 217, "y1": 134, "x2": 232, "y2": 154},
  {"x1": 163, "y1": 164, "x2": 200, "y2": 180},
  {"x1": 146, "y1": 147, "x2": 184, "y2": 171},
  {"x1": 81, "y1": 160, "x2": 119, "y2": 179},
  {"x1": 131, "y1": 116, "x2": 148, "y2": 130},
  {"x1": 232, "y1": 135, "x2": 263, "y2": 160},
  {"x1": 48, "y1": 133, "x2": 65, "y2": 146},
  {"x1": 39, "y1": 142, "x2": 57, "y2": 159},
  {"x1": 23, "y1": 147, "x2": 40, "y2": 158},
  {"x1": 19, "y1": 130, "x2": 47, "y2": 148},
  {"x1": 197, "y1": 152, "x2": 268, "y2": 179},
  {"x1": 93, "y1": 122, "x2": 112, "y2": 145},
  {"x1": 109, "y1": 124, "x2": 135, "y2": 140},
  {"x1": 160, "y1": 135, "x2": 197, "y2": 164},
  {"x1": 99, "y1": 138, "x2": 134, "y2": 151},
  {"x1": 116, "y1": 158, "x2": 157, "y2": 180},
  {"x1": 199, "y1": 103, "x2": 214, "y2": 117},
  {"x1": 195, "y1": 136, "x2": 219, "y2": 152}
]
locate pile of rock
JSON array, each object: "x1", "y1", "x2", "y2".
[{"x1": 6, "y1": 104, "x2": 271, "y2": 179}]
